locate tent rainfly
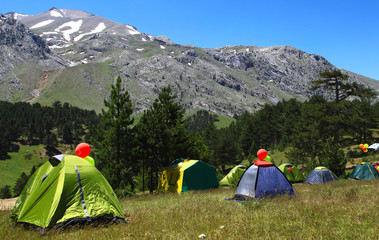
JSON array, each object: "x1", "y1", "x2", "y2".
[
  {"x1": 157, "y1": 159, "x2": 219, "y2": 194},
  {"x1": 10, "y1": 154, "x2": 124, "y2": 229},
  {"x1": 278, "y1": 163, "x2": 305, "y2": 183},
  {"x1": 219, "y1": 165, "x2": 246, "y2": 187},
  {"x1": 304, "y1": 166, "x2": 339, "y2": 184},
  {"x1": 227, "y1": 160, "x2": 295, "y2": 201},
  {"x1": 349, "y1": 162, "x2": 379, "y2": 180}
]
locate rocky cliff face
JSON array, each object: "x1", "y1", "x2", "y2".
[
  {"x1": 0, "y1": 14, "x2": 68, "y2": 100},
  {"x1": 0, "y1": 14, "x2": 68, "y2": 70},
  {"x1": 1, "y1": 9, "x2": 378, "y2": 115}
]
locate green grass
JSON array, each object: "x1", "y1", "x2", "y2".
[
  {"x1": 1, "y1": 179, "x2": 378, "y2": 239},
  {"x1": 184, "y1": 110, "x2": 236, "y2": 129},
  {"x1": 371, "y1": 128, "x2": 379, "y2": 139},
  {"x1": 268, "y1": 149, "x2": 289, "y2": 166},
  {"x1": 214, "y1": 114, "x2": 236, "y2": 129},
  {"x1": 0, "y1": 145, "x2": 47, "y2": 189}
]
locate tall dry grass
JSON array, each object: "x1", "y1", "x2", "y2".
[{"x1": 0, "y1": 179, "x2": 378, "y2": 239}]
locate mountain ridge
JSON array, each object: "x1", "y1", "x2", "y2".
[{"x1": 1, "y1": 8, "x2": 378, "y2": 116}]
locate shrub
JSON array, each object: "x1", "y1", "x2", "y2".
[{"x1": 0, "y1": 185, "x2": 12, "y2": 199}]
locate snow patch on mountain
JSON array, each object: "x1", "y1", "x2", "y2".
[
  {"x1": 55, "y1": 20, "x2": 83, "y2": 41},
  {"x1": 13, "y1": 13, "x2": 28, "y2": 20},
  {"x1": 30, "y1": 19, "x2": 55, "y2": 29},
  {"x1": 126, "y1": 25, "x2": 140, "y2": 35},
  {"x1": 49, "y1": 44, "x2": 65, "y2": 49},
  {"x1": 41, "y1": 31, "x2": 59, "y2": 36},
  {"x1": 74, "y1": 22, "x2": 106, "y2": 41},
  {"x1": 50, "y1": 9, "x2": 63, "y2": 17}
]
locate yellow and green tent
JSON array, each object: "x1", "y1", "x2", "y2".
[
  {"x1": 157, "y1": 159, "x2": 219, "y2": 194},
  {"x1": 10, "y1": 154, "x2": 124, "y2": 229}
]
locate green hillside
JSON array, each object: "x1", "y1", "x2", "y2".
[
  {"x1": 0, "y1": 62, "x2": 44, "y2": 103},
  {"x1": 0, "y1": 144, "x2": 48, "y2": 188},
  {"x1": 29, "y1": 62, "x2": 114, "y2": 112}
]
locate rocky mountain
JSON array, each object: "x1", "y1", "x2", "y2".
[
  {"x1": 0, "y1": 13, "x2": 68, "y2": 101},
  {"x1": 2, "y1": 8, "x2": 378, "y2": 116}
]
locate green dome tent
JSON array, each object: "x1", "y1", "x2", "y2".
[
  {"x1": 10, "y1": 154, "x2": 124, "y2": 229},
  {"x1": 219, "y1": 165, "x2": 246, "y2": 187},
  {"x1": 157, "y1": 159, "x2": 219, "y2": 194},
  {"x1": 349, "y1": 162, "x2": 379, "y2": 180},
  {"x1": 278, "y1": 163, "x2": 305, "y2": 183}
]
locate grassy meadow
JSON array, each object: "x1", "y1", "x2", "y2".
[
  {"x1": 0, "y1": 144, "x2": 48, "y2": 188},
  {"x1": 1, "y1": 179, "x2": 378, "y2": 239}
]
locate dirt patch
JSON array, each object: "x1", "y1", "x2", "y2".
[
  {"x1": 24, "y1": 71, "x2": 50, "y2": 103},
  {"x1": 0, "y1": 198, "x2": 17, "y2": 211}
]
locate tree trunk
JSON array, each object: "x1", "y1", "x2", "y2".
[
  {"x1": 149, "y1": 165, "x2": 154, "y2": 193},
  {"x1": 142, "y1": 158, "x2": 145, "y2": 192}
]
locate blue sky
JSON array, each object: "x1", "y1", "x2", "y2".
[{"x1": 1, "y1": 0, "x2": 378, "y2": 80}]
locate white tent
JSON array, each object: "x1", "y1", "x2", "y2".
[{"x1": 368, "y1": 143, "x2": 379, "y2": 151}]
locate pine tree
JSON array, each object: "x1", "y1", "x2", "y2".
[
  {"x1": 310, "y1": 70, "x2": 377, "y2": 144},
  {"x1": 310, "y1": 70, "x2": 351, "y2": 104},
  {"x1": 0, "y1": 185, "x2": 12, "y2": 199},
  {"x1": 61, "y1": 122, "x2": 74, "y2": 144},
  {"x1": 348, "y1": 99, "x2": 377, "y2": 143},
  {"x1": 43, "y1": 133, "x2": 58, "y2": 148},
  {"x1": 237, "y1": 111, "x2": 254, "y2": 158},
  {"x1": 136, "y1": 86, "x2": 191, "y2": 192},
  {"x1": 320, "y1": 142, "x2": 347, "y2": 177},
  {"x1": 285, "y1": 96, "x2": 333, "y2": 171},
  {"x1": 91, "y1": 76, "x2": 135, "y2": 194},
  {"x1": 13, "y1": 172, "x2": 29, "y2": 197},
  {"x1": 213, "y1": 126, "x2": 239, "y2": 172}
]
